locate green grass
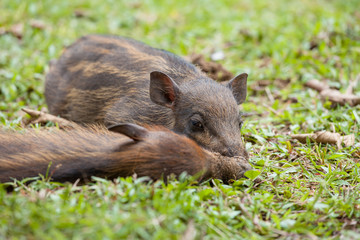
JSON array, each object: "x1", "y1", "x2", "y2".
[{"x1": 1, "y1": 0, "x2": 360, "y2": 239}]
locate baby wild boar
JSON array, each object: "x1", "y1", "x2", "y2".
[
  {"x1": 45, "y1": 35, "x2": 248, "y2": 158},
  {"x1": 0, "y1": 124, "x2": 252, "y2": 183}
]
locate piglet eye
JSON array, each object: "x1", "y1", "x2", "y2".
[{"x1": 191, "y1": 119, "x2": 204, "y2": 132}]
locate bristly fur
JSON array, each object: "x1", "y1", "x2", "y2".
[
  {"x1": 45, "y1": 35, "x2": 249, "y2": 158},
  {"x1": 0, "y1": 125, "x2": 251, "y2": 184}
]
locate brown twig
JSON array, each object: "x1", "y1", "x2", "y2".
[{"x1": 22, "y1": 108, "x2": 77, "y2": 128}]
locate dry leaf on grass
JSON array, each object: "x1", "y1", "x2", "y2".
[
  {"x1": 74, "y1": 9, "x2": 89, "y2": 18},
  {"x1": 346, "y1": 74, "x2": 360, "y2": 94},
  {"x1": 258, "y1": 57, "x2": 272, "y2": 68},
  {"x1": 305, "y1": 78, "x2": 360, "y2": 106},
  {"x1": 0, "y1": 27, "x2": 6, "y2": 36},
  {"x1": 305, "y1": 79, "x2": 328, "y2": 92},
  {"x1": 320, "y1": 89, "x2": 360, "y2": 106},
  {"x1": 9, "y1": 23, "x2": 24, "y2": 39},
  {"x1": 181, "y1": 220, "x2": 196, "y2": 240},
  {"x1": 291, "y1": 131, "x2": 355, "y2": 149},
  {"x1": 251, "y1": 78, "x2": 291, "y2": 93},
  {"x1": 188, "y1": 53, "x2": 234, "y2": 81},
  {"x1": 30, "y1": 19, "x2": 46, "y2": 30},
  {"x1": 342, "y1": 134, "x2": 356, "y2": 148}
]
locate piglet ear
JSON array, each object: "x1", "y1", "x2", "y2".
[
  {"x1": 227, "y1": 73, "x2": 248, "y2": 104},
  {"x1": 150, "y1": 71, "x2": 180, "y2": 109},
  {"x1": 108, "y1": 123, "x2": 149, "y2": 141}
]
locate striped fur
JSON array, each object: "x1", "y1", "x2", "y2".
[{"x1": 45, "y1": 35, "x2": 248, "y2": 158}]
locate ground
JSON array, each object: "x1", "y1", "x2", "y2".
[{"x1": 0, "y1": 0, "x2": 359, "y2": 239}]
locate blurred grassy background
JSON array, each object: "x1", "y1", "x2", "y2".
[{"x1": 1, "y1": 0, "x2": 359, "y2": 124}]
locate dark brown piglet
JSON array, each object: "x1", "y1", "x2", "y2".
[{"x1": 45, "y1": 35, "x2": 248, "y2": 158}]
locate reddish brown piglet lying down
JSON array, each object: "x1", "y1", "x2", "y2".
[{"x1": 0, "y1": 124, "x2": 252, "y2": 184}]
